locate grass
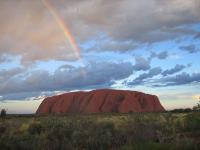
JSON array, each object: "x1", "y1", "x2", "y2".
[{"x1": 0, "y1": 112, "x2": 200, "y2": 150}]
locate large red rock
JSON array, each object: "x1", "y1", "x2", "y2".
[{"x1": 36, "y1": 89, "x2": 165, "y2": 114}]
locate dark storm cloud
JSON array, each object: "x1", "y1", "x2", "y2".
[
  {"x1": 0, "y1": 61, "x2": 133, "y2": 100},
  {"x1": 180, "y1": 44, "x2": 200, "y2": 53},
  {"x1": 162, "y1": 64, "x2": 188, "y2": 76}
]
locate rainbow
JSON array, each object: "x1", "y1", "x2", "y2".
[{"x1": 42, "y1": 0, "x2": 81, "y2": 59}]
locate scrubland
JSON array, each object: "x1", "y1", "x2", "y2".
[{"x1": 0, "y1": 112, "x2": 200, "y2": 150}]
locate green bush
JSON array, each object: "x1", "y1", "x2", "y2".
[
  {"x1": 0, "y1": 134, "x2": 42, "y2": 150},
  {"x1": 0, "y1": 113, "x2": 200, "y2": 150},
  {"x1": 183, "y1": 113, "x2": 200, "y2": 132},
  {"x1": 43, "y1": 120, "x2": 75, "y2": 150},
  {"x1": 193, "y1": 101, "x2": 200, "y2": 111},
  {"x1": 0, "y1": 125, "x2": 6, "y2": 136},
  {"x1": 126, "y1": 114, "x2": 162, "y2": 144},
  {"x1": 28, "y1": 123, "x2": 43, "y2": 134},
  {"x1": 0, "y1": 109, "x2": 6, "y2": 118}
]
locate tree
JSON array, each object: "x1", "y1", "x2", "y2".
[
  {"x1": 193, "y1": 101, "x2": 200, "y2": 111},
  {"x1": 0, "y1": 109, "x2": 6, "y2": 118}
]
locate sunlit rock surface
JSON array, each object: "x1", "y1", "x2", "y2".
[{"x1": 36, "y1": 89, "x2": 165, "y2": 114}]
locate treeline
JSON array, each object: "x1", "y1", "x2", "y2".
[
  {"x1": 168, "y1": 101, "x2": 200, "y2": 113},
  {"x1": 168, "y1": 108, "x2": 194, "y2": 113}
]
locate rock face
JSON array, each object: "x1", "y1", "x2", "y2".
[{"x1": 36, "y1": 89, "x2": 165, "y2": 114}]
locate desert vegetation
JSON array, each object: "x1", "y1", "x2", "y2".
[
  {"x1": 0, "y1": 109, "x2": 6, "y2": 118},
  {"x1": 0, "y1": 112, "x2": 200, "y2": 150}
]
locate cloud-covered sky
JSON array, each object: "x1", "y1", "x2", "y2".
[{"x1": 0, "y1": 0, "x2": 200, "y2": 113}]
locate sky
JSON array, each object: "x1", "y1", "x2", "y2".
[{"x1": 0, "y1": 0, "x2": 200, "y2": 114}]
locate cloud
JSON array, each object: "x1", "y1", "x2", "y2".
[
  {"x1": 0, "y1": 0, "x2": 80, "y2": 64},
  {"x1": 180, "y1": 44, "x2": 200, "y2": 53},
  {"x1": 149, "y1": 51, "x2": 169, "y2": 60},
  {"x1": 156, "y1": 51, "x2": 169, "y2": 60},
  {"x1": 0, "y1": 67, "x2": 25, "y2": 82},
  {"x1": 58, "y1": 64, "x2": 75, "y2": 70},
  {"x1": 133, "y1": 56, "x2": 151, "y2": 71},
  {"x1": 1, "y1": 0, "x2": 200, "y2": 61},
  {"x1": 194, "y1": 32, "x2": 200, "y2": 39},
  {"x1": 0, "y1": 54, "x2": 13, "y2": 63},
  {"x1": 127, "y1": 67, "x2": 162, "y2": 85},
  {"x1": 0, "y1": 61, "x2": 133, "y2": 100},
  {"x1": 132, "y1": 51, "x2": 169, "y2": 72},
  {"x1": 162, "y1": 64, "x2": 188, "y2": 76},
  {"x1": 79, "y1": 0, "x2": 200, "y2": 43},
  {"x1": 87, "y1": 41, "x2": 138, "y2": 52},
  {"x1": 155, "y1": 72, "x2": 200, "y2": 87}
]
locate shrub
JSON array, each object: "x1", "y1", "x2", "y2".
[
  {"x1": 126, "y1": 114, "x2": 162, "y2": 144},
  {"x1": 18, "y1": 123, "x2": 29, "y2": 133},
  {"x1": 0, "y1": 125, "x2": 6, "y2": 136},
  {"x1": 183, "y1": 112, "x2": 200, "y2": 132},
  {"x1": 0, "y1": 113, "x2": 200, "y2": 150},
  {"x1": 170, "y1": 108, "x2": 192, "y2": 113},
  {"x1": 193, "y1": 101, "x2": 200, "y2": 111},
  {"x1": 0, "y1": 109, "x2": 6, "y2": 118},
  {"x1": 1, "y1": 134, "x2": 42, "y2": 150},
  {"x1": 43, "y1": 120, "x2": 74, "y2": 150},
  {"x1": 28, "y1": 123, "x2": 43, "y2": 135}
]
